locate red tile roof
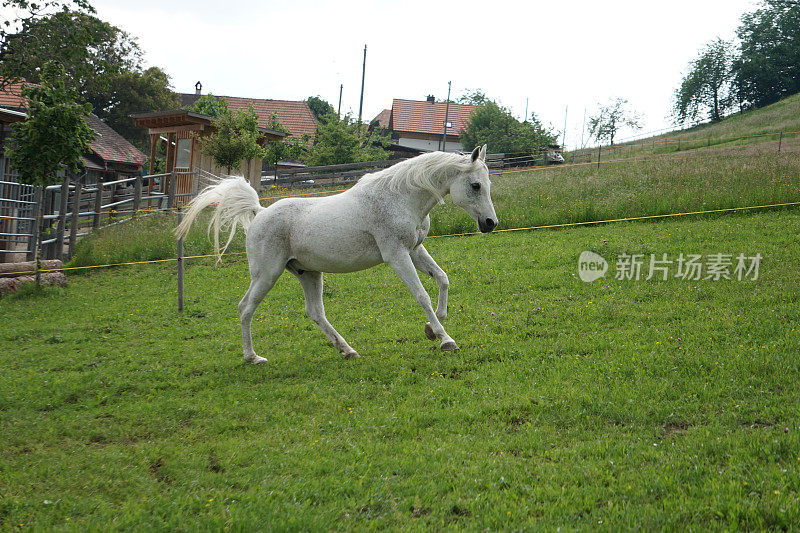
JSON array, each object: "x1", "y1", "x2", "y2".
[
  {"x1": 390, "y1": 99, "x2": 477, "y2": 136},
  {"x1": 223, "y1": 97, "x2": 317, "y2": 138},
  {"x1": 180, "y1": 93, "x2": 318, "y2": 138},
  {"x1": 85, "y1": 114, "x2": 147, "y2": 166},
  {"x1": 0, "y1": 79, "x2": 32, "y2": 110},
  {"x1": 0, "y1": 78, "x2": 146, "y2": 167},
  {"x1": 372, "y1": 109, "x2": 391, "y2": 128}
]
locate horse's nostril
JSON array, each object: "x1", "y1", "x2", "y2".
[{"x1": 486, "y1": 218, "x2": 496, "y2": 228}]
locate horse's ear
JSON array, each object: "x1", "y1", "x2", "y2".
[
  {"x1": 480, "y1": 144, "x2": 487, "y2": 161},
  {"x1": 470, "y1": 146, "x2": 481, "y2": 163}
]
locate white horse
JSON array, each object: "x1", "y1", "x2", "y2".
[{"x1": 176, "y1": 145, "x2": 497, "y2": 363}]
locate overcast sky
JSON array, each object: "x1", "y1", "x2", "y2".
[{"x1": 94, "y1": 0, "x2": 757, "y2": 148}]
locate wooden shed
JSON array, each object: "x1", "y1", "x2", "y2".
[{"x1": 132, "y1": 109, "x2": 287, "y2": 194}]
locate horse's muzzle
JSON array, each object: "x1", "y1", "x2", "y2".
[{"x1": 479, "y1": 218, "x2": 497, "y2": 233}]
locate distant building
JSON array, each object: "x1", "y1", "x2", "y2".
[
  {"x1": 180, "y1": 87, "x2": 317, "y2": 139},
  {"x1": 0, "y1": 78, "x2": 147, "y2": 261},
  {"x1": 0, "y1": 79, "x2": 146, "y2": 184},
  {"x1": 386, "y1": 97, "x2": 477, "y2": 153},
  {"x1": 370, "y1": 109, "x2": 391, "y2": 132},
  {"x1": 132, "y1": 109, "x2": 286, "y2": 193}
]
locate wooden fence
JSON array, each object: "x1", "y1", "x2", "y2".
[
  {"x1": 1, "y1": 150, "x2": 565, "y2": 264},
  {"x1": 269, "y1": 151, "x2": 562, "y2": 188},
  {"x1": 271, "y1": 159, "x2": 405, "y2": 188},
  {"x1": 0, "y1": 171, "x2": 196, "y2": 263}
]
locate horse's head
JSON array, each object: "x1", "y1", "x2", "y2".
[{"x1": 450, "y1": 144, "x2": 498, "y2": 233}]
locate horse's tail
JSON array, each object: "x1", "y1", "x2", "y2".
[{"x1": 175, "y1": 175, "x2": 263, "y2": 262}]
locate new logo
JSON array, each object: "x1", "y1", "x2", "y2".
[{"x1": 578, "y1": 251, "x2": 608, "y2": 282}]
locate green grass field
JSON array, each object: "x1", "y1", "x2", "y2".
[{"x1": 2, "y1": 208, "x2": 799, "y2": 530}]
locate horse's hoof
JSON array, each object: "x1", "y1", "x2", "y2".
[
  {"x1": 440, "y1": 341, "x2": 459, "y2": 351},
  {"x1": 343, "y1": 351, "x2": 360, "y2": 359},
  {"x1": 245, "y1": 354, "x2": 268, "y2": 364},
  {"x1": 424, "y1": 323, "x2": 437, "y2": 341}
]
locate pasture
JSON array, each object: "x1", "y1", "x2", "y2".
[
  {"x1": 67, "y1": 146, "x2": 800, "y2": 268},
  {"x1": 2, "y1": 207, "x2": 799, "y2": 529}
]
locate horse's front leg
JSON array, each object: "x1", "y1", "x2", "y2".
[{"x1": 382, "y1": 245, "x2": 458, "y2": 351}]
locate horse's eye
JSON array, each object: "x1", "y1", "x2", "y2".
[{"x1": 471, "y1": 183, "x2": 481, "y2": 191}]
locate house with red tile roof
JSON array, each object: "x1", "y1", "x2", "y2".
[
  {"x1": 0, "y1": 78, "x2": 147, "y2": 184},
  {"x1": 0, "y1": 79, "x2": 30, "y2": 111},
  {"x1": 82, "y1": 114, "x2": 147, "y2": 177},
  {"x1": 387, "y1": 97, "x2": 478, "y2": 153},
  {"x1": 180, "y1": 90, "x2": 317, "y2": 139},
  {"x1": 371, "y1": 109, "x2": 391, "y2": 131}
]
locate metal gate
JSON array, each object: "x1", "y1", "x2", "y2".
[{"x1": 0, "y1": 179, "x2": 36, "y2": 263}]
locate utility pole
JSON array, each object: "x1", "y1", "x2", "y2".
[
  {"x1": 580, "y1": 107, "x2": 587, "y2": 149},
  {"x1": 442, "y1": 81, "x2": 452, "y2": 152},
  {"x1": 357, "y1": 44, "x2": 367, "y2": 130},
  {"x1": 561, "y1": 105, "x2": 568, "y2": 149},
  {"x1": 524, "y1": 97, "x2": 529, "y2": 122},
  {"x1": 337, "y1": 84, "x2": 343, "y2": 118}
]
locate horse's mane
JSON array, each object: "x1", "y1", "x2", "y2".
[{"x1": 356, "y1": 151, "x2": 473, "y2": 203}]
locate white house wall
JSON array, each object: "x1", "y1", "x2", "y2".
[{"x1": 397, "y1": 136, "x2": 464, "y2": 153}]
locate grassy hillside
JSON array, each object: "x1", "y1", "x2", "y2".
[
  {"x1": 569, "y1": 92, "x2": 800, "y2": 161},
  {"x1": 2, "y1": 210, "x2": 798, "y2": 530}
]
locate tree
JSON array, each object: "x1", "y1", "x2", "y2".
[
  {"x1": 587, "y1": 98, "x2": 642, "y2": 146},
  {"x1": 201, "y1": 105, "x2": 265, "y2": 176},
  {"x1": 262, "y1": 113, "x2": 304, "y2": 174},
  {"x1": 459, "y1": 101, "x2": 556, "y2": 153},
  {"x1": 88, "y1": 67, "x2": 178, "y2": 151},
  {"x1": 1, "y1": 10, "x2": 138, "y2": 86},
  {"x1": 733, "y1": 0, "x2": 800, "y2": 108},
  {"x1": 1, "y1": 9, "x2": 177, "y2": 151},
  {"x1": 187, "y1": 93, "x2": 228, "y2": 118},
  {"x1": 303, "y1": 113, "x2": 390, "y2": 166},
  {"x1": 5, "y1": 62, "x2": 94, "y2": 186},
  {"x1": 0, "y1": 0, "x2": 95, "y2": 90},
  {"x1": 457, "y1": 88, "x2": 488, "y2": 106},
  {"x1": 674, "y1": 39, "x2": 735, "y2": 124},
  {"x1": 306, "y1": 95, "x2": 336, "y2": 124}
]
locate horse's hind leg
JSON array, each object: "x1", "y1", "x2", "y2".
[
  {"x1": 238, "y1": 260, "x2": 284, "y2": 364},
  {"x1": 292, "y1": 270, "x2": 359, "y2": 359}
]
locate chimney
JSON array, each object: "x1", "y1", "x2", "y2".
[
  {"x1": 426, "y1": 94, "x2": 435, "y2": 103},
  {"x1": 195, "y1": 81, "x2": 202, "y2": 95}
]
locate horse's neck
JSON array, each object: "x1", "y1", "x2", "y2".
[{"x1": 401, "y1": 174, "x2": 453, "y2": 221}]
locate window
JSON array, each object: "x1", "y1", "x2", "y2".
[{"x1": 175, "y1": 138, "x2": 191, "y2": 168}]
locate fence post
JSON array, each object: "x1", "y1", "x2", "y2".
[
  {"x1": 34, "y1": 188, "x2": 43, "y2": 285},
  {"x1": 55, "y1": 176, "x2": 69, "y2": 261},
  {"x1": 93, "y1": 182, "x2": 102, "y2": 228},
  {"x1": 26, "y1": 186, "x2": 43, "y2": 262},
  {"x1": 778, "y1": 132, "x2": 783, "y2": 153},
  {"x1": 597, "y1": 145, "x2": 602, "y2": 171},
  {"x1": 68, "y1": 179, "x2": 82, "y2": 259},
  {"x1": 177, "y1": 207, "x2": 184, "y2": 313},
  {"x1": 167, "y1": 170, "x2": 177, "y2": 209},
  {"x1": 109, "y1": 182, "x2": 117, "y2": 219},
  {"x1": 41, "y1": 188, "x2": 53, "y2": 259},
  {"x1": 133, "y1": 174, "x2": 142, "y2": 216}
]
